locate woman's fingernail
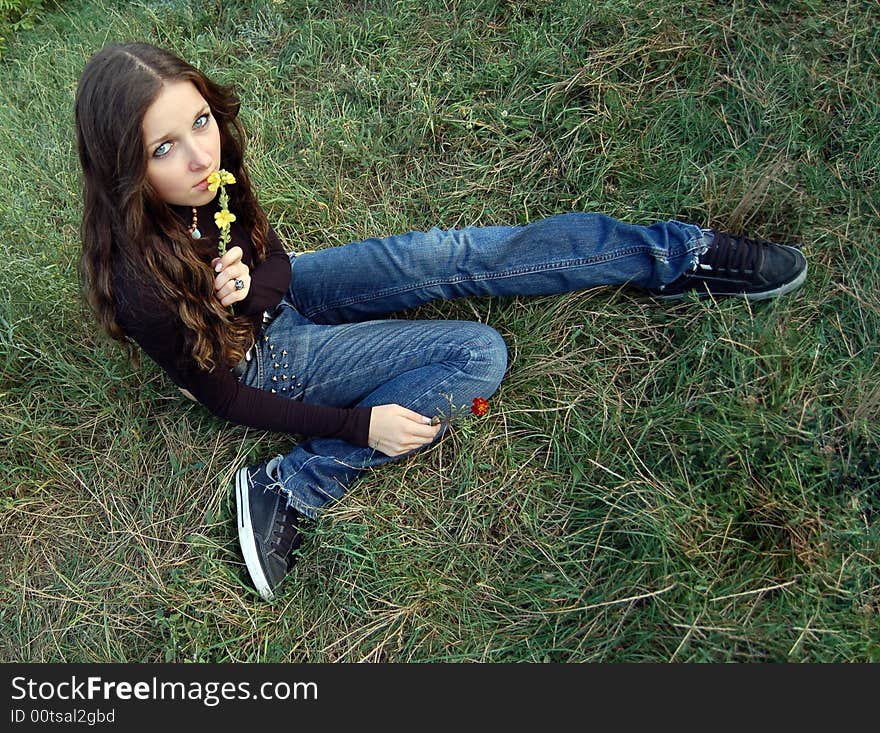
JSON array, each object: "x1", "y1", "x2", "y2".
[{"x1": 215, "y1": 263, "x2": 223, "y2": 272}]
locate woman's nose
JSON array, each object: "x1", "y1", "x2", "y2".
[{"x1": 189, "y1": 144, "x2": 212, "y2": 171}]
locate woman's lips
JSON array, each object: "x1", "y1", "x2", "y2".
[{"x1": 194, "y1": 177, "x2": 209, "y2": 191}]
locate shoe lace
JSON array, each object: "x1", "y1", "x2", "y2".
[
  {"x1": 270, "y1": 503, "x2": 302, "y2": 568},
  {"x1": 697, "y1": 232, "x2": 763, "y2": 274}
]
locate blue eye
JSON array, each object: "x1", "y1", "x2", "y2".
[{"x1": 150, "y1": 112, "x2": 209, "y2": 159}]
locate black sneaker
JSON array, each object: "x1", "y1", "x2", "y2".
[
  {"x1": 649, "y1": 230, "x2": 807, "y2": 301},
  {"x1": 235, "y1": 457, "x2": 303, "y2": 601}
]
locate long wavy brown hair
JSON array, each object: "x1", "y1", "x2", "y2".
[{"x1": 76, "y1": 42, "x2": 269, "y2": 371}]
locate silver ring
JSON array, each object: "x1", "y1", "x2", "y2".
[{"x1": 234, "y1": 278, "x2": 245, "y2": 291}]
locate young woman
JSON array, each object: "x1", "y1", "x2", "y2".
[{"x1": 75, "y1": 42, "x2": 807, "y2": 601}]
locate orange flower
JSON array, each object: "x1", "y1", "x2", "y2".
[{"x1": 471, "y1": 397, "x2": 489, "y2": 417}]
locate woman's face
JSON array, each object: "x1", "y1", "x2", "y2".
[{"x1": 142, "y1": 80, "x2": 221, "y2": 207}]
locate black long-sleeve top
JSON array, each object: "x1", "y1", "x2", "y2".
[{"x1": 112, "y1": 202, "x2": 372, "y2": 446}]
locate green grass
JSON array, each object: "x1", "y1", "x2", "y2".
[{"x1": 0, "y1": 0, "x2": 877, "y2": 662}]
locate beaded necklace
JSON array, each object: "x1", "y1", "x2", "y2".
[{"x1": 188, "y1": 207, "x2": 201, "y2": 239}]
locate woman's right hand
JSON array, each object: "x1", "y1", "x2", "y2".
[{"x1": 367, "y1": 404, "x2": 441, "y2": 456}]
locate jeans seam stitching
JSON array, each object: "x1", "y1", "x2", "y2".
[
  {"x1": 301, "y1": 245, "x2": 671, "y2": 315},
  {"x1": 301, "y1": 342, "x2": 477, "y2": 396}
]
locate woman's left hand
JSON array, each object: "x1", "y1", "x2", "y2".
[{"x1": 211, "y1": 246, "x2": 250, "y2": 307}]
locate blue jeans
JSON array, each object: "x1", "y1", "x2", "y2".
[{"x1": 239, "y1": 212, "x2": 704, "y2": 518}]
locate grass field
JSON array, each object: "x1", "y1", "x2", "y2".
[{"x1": 0, "y1": 0, "x2": 877, "y2": 662}]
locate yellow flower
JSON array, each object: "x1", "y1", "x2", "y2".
[
  {"x1": 207, "y1": 169, "x2": 236, "y2": 191},
  {"x1": 214, "y1": 209, "x2": 237, "y2": 229}
]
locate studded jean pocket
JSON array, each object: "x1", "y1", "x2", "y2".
[
  {"x1": 264, "y1": 339, "x2": 304, "y2": 397},
  {"x1": 241, "y1": 303, "x2": 312, "y2": 400}
]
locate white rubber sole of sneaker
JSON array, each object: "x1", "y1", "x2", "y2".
[{"x1": 235, "y1": 468, "x2": 275, "y2": 601}]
